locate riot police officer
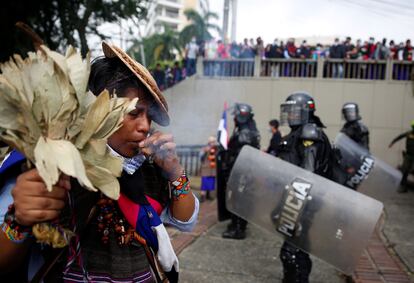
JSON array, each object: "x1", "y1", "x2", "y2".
[
  {"x1": 389, "y1": 120, "x2": 414, "y2": 193},
  {"x1": 277, "y1": 92, "x2": 333, "y2": 283},
  {"x1": 340, "y1": 102, "x2": 370, "y2": 150},
  {"x1": 218, "y1": 103, "x2": 260, "y2": 239}
]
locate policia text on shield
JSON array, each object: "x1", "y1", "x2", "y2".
[{"x1": 226, "y1": 146, "x2": 383, "y2": 275}]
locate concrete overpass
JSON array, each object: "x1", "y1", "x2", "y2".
[{"x1": 163, "y1": 59, "x2": 414, "y2": 167}]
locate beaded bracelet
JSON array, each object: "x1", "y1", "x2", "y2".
[
  {"x1": 1, "y1": 204, "x2": 32, "y2": 243},
  {"x1": 170, "y1": 171, "x2": 190, "y2": 200}
]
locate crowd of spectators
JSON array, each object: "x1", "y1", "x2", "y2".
[
  {"x1": 148, "y1": 36, "x2": 199, "y2": 90},
  {"x1": 199, "y1": 36, "x2": 413, "y2": 79},
  {"x1": 149, "y1": 36, "x2": 413, "y2": 90},
  {"x1": 150, "y1": 61, "x2": 186, "y2": 91},
  {"x1": 200, "y1": 36, "x2": 413, "y2": 61}
]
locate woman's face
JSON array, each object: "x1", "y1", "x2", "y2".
[{"x1": 108, "y1": 87, "x2": 153, "y2": 157}]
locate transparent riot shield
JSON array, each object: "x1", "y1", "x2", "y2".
[
  {"x1": 334, "y1": 133, "x2": 402, "y2": 201},
  {"x1": 226, "y1": 145, "x2": 383, "y2": 275}
]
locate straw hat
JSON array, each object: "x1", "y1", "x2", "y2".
[{"x1": 102, "y1": 41, "x2": 170, "y2": 126}]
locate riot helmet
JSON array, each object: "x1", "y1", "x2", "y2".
[
  {"x1": 342, "y1": 102, "x2": 360, "y2": 122},
  {"x1": 233, "y1": 103, "x2": 254, "y2": 125},
  {"x1": 280, "y1": 92, "x2": 315, "y2": 127}
]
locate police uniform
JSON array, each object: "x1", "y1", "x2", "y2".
[
  {"x1": 389, "y1": 121, "x2": 414, "y2": 192},
  {"x1": 277, "y1": 92, "x2": 333, "y2": 283},
  {"x1": 340, "y1": 103, "x2": 370, "y2": 150},
  {"x1": 217, "y1": 103, "x2": 260, "y2": 240}
]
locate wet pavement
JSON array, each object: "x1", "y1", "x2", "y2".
[{"x1": 168, "y1": 177, "x2": 414, "y2": 282}]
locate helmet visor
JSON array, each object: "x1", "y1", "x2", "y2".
[
  {"x1": 280, "y1": 104, "x2": 307, "y2": 126},
  {"x1": 342, "y1": 107, "x2": 358, "y2": 122}
]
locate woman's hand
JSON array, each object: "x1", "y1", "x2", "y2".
[
  {"x1": 12, "y1": 169, "x2": 70, "y2": 226},
  {"x1": 138, "y1": 131, "x2": 183, "y2": 181}
]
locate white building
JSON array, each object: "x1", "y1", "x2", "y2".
[{"x1": 145, "y1": 0, "x2": 200, "y2": 36}]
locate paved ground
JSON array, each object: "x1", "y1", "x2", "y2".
[
  {"x1": 382, "y1": 183, "x2": 414, "y2": 274},
  {"x1": 178, "y1": 219, "x2": 346, "y2": 283},
  {"x1": 168, "y1": 176, "x2": 414, "y2": 282}
]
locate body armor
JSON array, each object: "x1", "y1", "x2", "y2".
[{"x1": 341, "y1": 120, "x2": 370, "y2": 150}]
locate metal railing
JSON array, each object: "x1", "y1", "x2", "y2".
[
  {"x1": 261, "y1": 58, "x2": 317, "y2": 78},
  {"x1": 198, "y1": 57, "x2": 414, "y2": 81},
  {"x1": 176, "y1": 145, "x2": 203, "y2": 176},
  {"x1": 324, "y1": 59, "x2": 387, "y2": 80},
  {"x1": 203, "y1": 58, "x2": 255, "y2": 77},
  {"x1": 392, "y1": 61, "x2": 414, "y2": 80}
]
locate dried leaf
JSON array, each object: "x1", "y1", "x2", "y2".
[
  {"x1": 34, "y1": 138, "x2": 95, "y2": 192},
  {"x1": 80, "y1": 140, "x2": 123, "y2": 177},
  {"x1": 65, "y1": 46, "x2": 90, "y2": 103},
  {"x1": 39, "y1": 45, "x2": 68, "y2": 74},
  {"x1": 32, "y1": 59, "x2": 63, "y2": 123},
  {"x1": 34, "y1": 137, "x2": 59, "y2": 191},
  {"x1": 0, "y1": 58, "x2": 31, "y2": 105},
  {"x1": 0, "y1": 78, "x2": 23, "y2": 131},
  {"x1": 92, "y1": 108, "x2": 123, "y2": 139},
  {"x1": 75, "y1": 90, "x2": 110, "y2": 149},
  {"x1": 85, "y1": 163, "x2": 120, "y2": 200},
  {"x1": 0, "y1": 76, "x2": 41, "y2": 141}
]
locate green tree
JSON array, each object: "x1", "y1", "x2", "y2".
[
  {"x1": 0, "y1": 0, "x2": 149, "y2": 60},
  {"x1": 129, "y1": 26, "x2": 182, "y2": 68},
  {"x1": 179, "y1": 8, "x2": 221, "y2": 45}
]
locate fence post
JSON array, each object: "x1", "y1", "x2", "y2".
[
  {"x1": 196, "y1": 56, "x2": 203, "y2": 77},
  {"x1": 317, "y1": 57, "x2": 324, "y2": 79},
  {"x1": 385, "y1": 58, "x2": 393, "y2": 81},
  {"x1": 254, "y1": 56, "x2": 261, "y2": 77}
]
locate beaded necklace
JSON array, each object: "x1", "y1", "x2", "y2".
[{"x1": 96, "y1": 195, "x2": 136, "y2": 246}]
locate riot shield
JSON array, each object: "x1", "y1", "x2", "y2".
[
  {"x1": 226, "y1": 145, "x2": 383, "y2": 275},
  {"x1": 334, "y1": 133, "x2": 402, "y2": 201}
]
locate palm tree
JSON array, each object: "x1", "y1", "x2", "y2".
[
  {"x1": 128, "y1": 25, "x2": 182, "y2": 67},
  {"x1": 179, "y1": 8, "x2": 221, "y2": 46}
]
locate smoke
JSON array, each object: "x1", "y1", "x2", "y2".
[{"x1": 161, "y1": 78, "x2": 240, "y2": 146}]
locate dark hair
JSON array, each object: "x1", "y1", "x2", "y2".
[
  {"x1": 269, "y1": 119, "x2": 279, "y2": 129},
  {"x1": 88, "y1": 56, "x2": 146, "y2": 97}
]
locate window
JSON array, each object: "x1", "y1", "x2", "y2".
[{"x1": 165, "y1": 8, "x2": 179, "y2": 18}]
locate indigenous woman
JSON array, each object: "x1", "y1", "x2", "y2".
[{"x1": 0, "y1": 42, "x2": 198, "y2": 282}]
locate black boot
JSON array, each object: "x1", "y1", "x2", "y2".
[
  {"x1": 226, "y1": 221, "x2": 235, "y2": 231},
  {"x1": 280, "y1": 242, "x2": 312, "y2": 283},
  {"x1": 222, "y1": 216, "x2": 246, "y2": 239},
  {"x1": 398, "y1": 173, "x2": 408, "y2": 193}
]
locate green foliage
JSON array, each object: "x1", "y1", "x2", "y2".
[
  {"x1": 146, "y1": 59, "x2": 183, "y2": 72},
  {"x1": 129, "y1": 25, "x2": 183, "y2": 67},
  {"x1": 128, "y1": 8, "x2": 220, "y2": 67},
  {"x1": 0, "y1": 0, "x2": 149, "y2": 60},
  {"x1": 179, "y1": 8, "x2": 221, "y2": 45}
]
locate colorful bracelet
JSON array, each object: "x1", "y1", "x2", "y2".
[
  {"x1": 170, "y1": 171, "x2": 190, "y2": 200},
  {"x1": 1, "y1": 204, "x2": 32, "y2": 243}
]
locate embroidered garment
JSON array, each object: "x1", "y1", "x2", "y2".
[{"x1": 0, "y1": 151, "x2": 198, "y2": 282}]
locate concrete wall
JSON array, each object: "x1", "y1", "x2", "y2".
[{"x1": 162, "y1": 76, "x2": 414, "y2": 166}]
